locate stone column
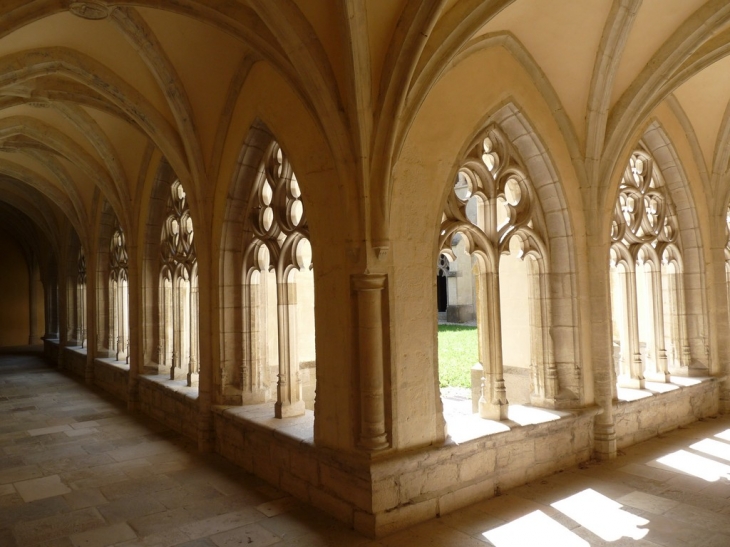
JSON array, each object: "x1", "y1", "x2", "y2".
[
  {"x1": 620, "y1": 267, "x2": 645, "y2": 389},
  {"x1": 353, "y1": 273, "x2": 389, "y2": 450},
  {"x1": 478, "y1": 270, "x2": 508, "y2": 420},
  {"x1": 588, "y1": 240, "x2": 617, "y2": 460},
  {"x1": 188, "y1": 276, "x2": 199, "y2": 387},
  {"x1": 275, "y1": 280, "x2": 305, "y2": 418},
  {"x1": 651, "y1": 267, "x2": 669, "y2": 381},
  {"x1": 28, "y1": 255, "x2": 38, "y2": 345},
  {"x1": 84, "y1": 253, "x2": 96, "y2": 385}
]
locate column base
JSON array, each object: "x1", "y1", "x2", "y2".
[
  {"x1": 645, "y1": 371, "x2": 670, "y2": 383},
  {"x1": 479, "y1": 397, "x2": 508, "y2": 421},
  {"x1": 617, "y1": 375, "x2": 645, "y2": 389},
  {"x1": 593, "y1": 423, "x2": 617, "y2": 460},
  {"x1": 275, "y1": 399, "x2": 306, "y2": 418},
  {"x1": 358, "y1": 433, "x2": 389, "y2": 451},
  {"x1": 187, "y1": 372, "x2": 199, "y2": 388}
]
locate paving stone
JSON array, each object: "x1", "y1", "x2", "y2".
[
  {"x1": 69, "y1": 522, "x2": 137, "y2": 547},
  {"x1": 15, "y1": 474, "x2": 72, "y2": 502},
  {"x1": 63, "y1": 488, "x2": 108, "y2": 510},
  {"x1": 209, "y1": 523, "x2": 282, "y2": 547},
  {"x1": 13, "y1": 507, "x2": 106, "y2": 545},
  {"x1": 97, "y1": 496, "x2": 167, "y2": 523}
]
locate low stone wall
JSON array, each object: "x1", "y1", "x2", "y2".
[
  {"x1": 62, "y1": 346, "x2": 87, "y2": 379},
  {"x1": 614, "y1": 378, "x2": 720, "y2": 449},
  {"x1": 137, "y1": 375, "x2": 198, "y2": 441},
  {"x1": 213, "y1": 406, "x2": 363, "y2": 529},
  {"x1": 365, "y1": 410, "x2": 596, "y2": 536},
  {"x1": 213, "y1": 405, "x2": 597, "y2": 538},
  {"x1": 93, "y1": 359, "x2": 129, "y2": 402},
  {"x1": 43, "y1": 338, "x2": 60, "y2": 364}
]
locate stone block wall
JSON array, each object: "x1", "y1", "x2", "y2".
[
  {"x1": 213, "y1": 406, "x2": 596, "y2": 538},
  {"x1": 213, "y1": 408, "x2": 369, "y2": 531},
  {"x1": 364, "y1": 411, "x2": 596, "y2": 537},
  {"x1": 43, "y1": 338, "x2": 59, "y2": 364},
  {"x1": 62, "y1": 346, "x2": 87, "y2": 379},
  {"x1": 614, "y1": 379, "x2": 720, "y2": 449},
  {"x1": 40, "y1": 343, "x2": 724, "y2": 538},
  {"x1": 92, "y1": 359, "x2": 129, "y2": 402},
  {"x1": 137, "y1": 376, "x2": 198, "y2": 441}
]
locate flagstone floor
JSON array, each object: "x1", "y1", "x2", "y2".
[{"x1": 1, "y1": 349, "x2": 730, "y2": 546}]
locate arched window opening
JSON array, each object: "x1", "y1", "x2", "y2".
[
  {"x1": 609, "y1": 150, "x2": 685, "y2": 388},
  {"x1": 437, "y1": 127, "x2": 555, "y2": 422},
  {"x1": 109, "y1": 222, "x2": 129, "y2": 363},
  {"x1": 76, "y1": 248, "x2": 87, "y2": 348},
  {"x1": 160, "y1": 180, "x2": 199, "y2": 387},
  {"x1": 242, "y1": 142, "x2": 315, "y2": 418}
]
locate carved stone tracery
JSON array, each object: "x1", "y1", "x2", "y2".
[
  {"x1": 609, "y1": 149, "x2": 687, "y2": 387},
  {"x1": 160, "y1": 180, "x2": 199, "y2": 386},
  {"x1": 439, "y1": 125, "x2": 557, "y2": 420},
  {"x1": 76, "y1": 248, "x2": 87, "y2": 348},
  {"x1": 242, "y1": 142, "x2": 313, "y2": 418},
  {"x1": 110, "y1": 221, "x2": 129, "y2": 362}
]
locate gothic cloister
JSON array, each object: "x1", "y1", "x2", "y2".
[{"x1": 1, "y1": 1, "x2": 730, "y2": 543}]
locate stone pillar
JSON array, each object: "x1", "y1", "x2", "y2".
[
  {"x1": 28, "y1": 255, "x2": 38, "y2": 345},
  {"x1": 619, "y1": 267, "x2": 645, "y2": 389},
  {"x1": 477, "y1": 270, "x2": 508, "y2": 420},
  {"x1": 587, "y1": 234, "x2": 618, "y2": 460},
  {"x1": 275, "y1": 280, "x2": 305, "y2": 418},
  {"x1": 188, "y1": 276, "x2": 199, "y2": 387},
  {"x1": 84, "y1": 252, "x2": 96, "y2": 385},
  {"x1": 126, "y1": 247, "x2": 140, "y2": 412},
  {"x1": 651, "y1": 267, "x2": 669, "y2": 381},
  {"x1": 353, "y1": 273, "x2": 389, "y2": 451}
]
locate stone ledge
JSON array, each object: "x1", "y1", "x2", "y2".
[
  {"x1": 616, "y1": 375, "x2": 721, "y2": 404},
  {"x1": 613, "y1": 376, "x2": 721, "y2": 449},
  {"x1": 138, "y1": 373, "x2": 198, "y2": 401},
  {"x1": 93, "y1": 356, "x2": 129, "y2": 371},
  {"x1": 213, "y1": 403, "x2": 314, "y2": 444}
]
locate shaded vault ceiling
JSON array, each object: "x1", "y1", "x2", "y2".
[{"x1": 2, "y1": 0, "x2": 730, "y2": 264}]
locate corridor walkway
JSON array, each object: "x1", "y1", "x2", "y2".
[{"x1": 1, "y1": 351, "x2": 730, "y2": 546}]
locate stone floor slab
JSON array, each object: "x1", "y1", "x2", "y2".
[
  {"x1": 15, "y1": 474, "x2": 72, "y2": 502},
  {"x1": 70, "y1": 522, "x2": 137, "y2": 547}
]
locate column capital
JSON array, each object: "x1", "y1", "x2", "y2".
[{"x1": 351, "y1": 273, "x2": 387, "y2": 291}]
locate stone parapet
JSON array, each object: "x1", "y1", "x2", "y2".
[
  {"x1": 137, "y1": 374, "x2": 199, "y2": 441},
  {"x1": 613, "y1": 377, "x2": 721, "y2": 449},
  {"x1": 92, "y1": 358, "x2": 129, "y2": 402},
  {"x1": 62, "y1": 346, "x2": 86, "y2": 378}
]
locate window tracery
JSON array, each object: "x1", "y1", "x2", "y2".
[
  {"x1": 160, "y1": 180, "x2": 199, "y2": 386},
  {"x1": 110, "y1": 222, "x2": 129, "y2": 363},
  {"x1": 242, "y1": 141, "x2": 314, "y2": 418},
  {"x1": 76, "y1": 248, "x2": 87, "y2": 348},
  {"x1": 438, "y1": 125, "x2": 556, "y2": 420},
  {"x1": 609, "y1": 149, "x2": 687, "y2": 388}
]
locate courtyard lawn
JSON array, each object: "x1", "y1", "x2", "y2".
[{"x1": 438, "y1": 324, "x2": 478, "y2": 387}]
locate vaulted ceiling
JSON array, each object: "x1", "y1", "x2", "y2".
[{"x1": 2, "y1": 0, "x2": 730, "y2": 272}]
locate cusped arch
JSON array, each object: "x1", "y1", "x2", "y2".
[{"x1": 640, "y1": 122, "x2": 710, "y2": 372}]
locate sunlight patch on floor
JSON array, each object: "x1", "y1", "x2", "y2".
[
  {"x1": 656, "y1": 449, "x2": 730, "y2": 481},
  {"x1": 482, "y1": 510, "x2": 588, "y2": 547},
  {"x1": 715, "y1": 429, "x2": 730, "y2": 442},
  {"x1": 690, "y1": 438, "x2": 730, "y2": 462},
  {"x1": 551, "y1": 488, "x2": 649, "y2": 542}
]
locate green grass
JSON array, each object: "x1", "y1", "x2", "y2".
[{"x1": 438, "y1": 324, "x2": 478, "y2": 387}]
